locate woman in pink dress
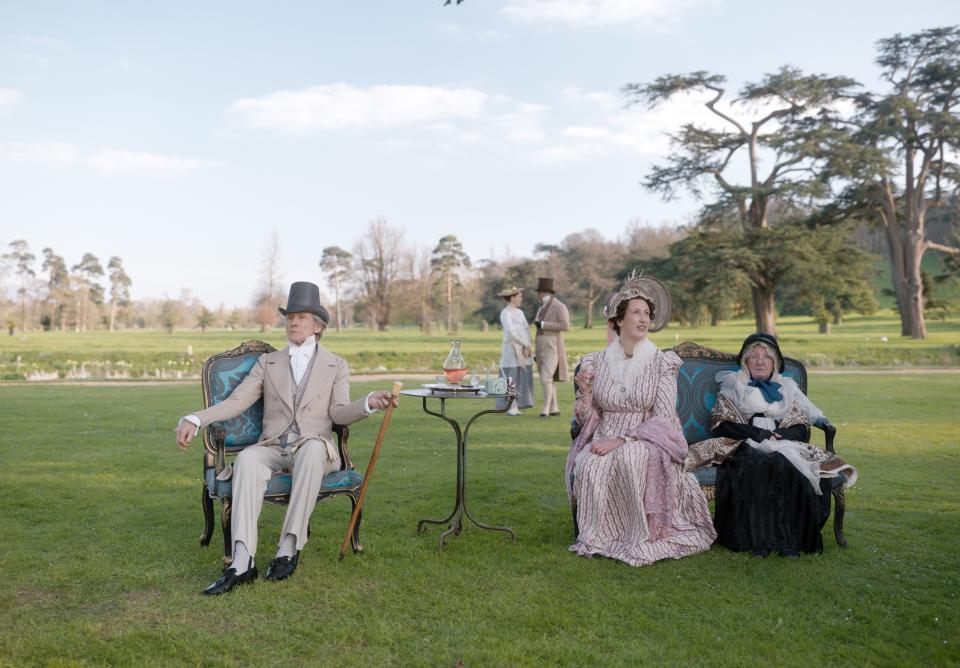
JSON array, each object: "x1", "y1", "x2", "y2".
[{"x1": 566, "y1": 272, "x2": 715, "y2": 566}]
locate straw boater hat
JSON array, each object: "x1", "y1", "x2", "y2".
[
  {"x1": 495, "y1": 285, "x2": 523, "y2": 298},
  {"x1": 603, "y1": 270, "x2": 672, "y2": 333},
  {"x1": 278, "y1": 281, "x2": 330, "y2": 324}
]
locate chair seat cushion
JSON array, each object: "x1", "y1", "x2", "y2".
[
  {"x1": 691, "y1": 466, "x2": 717, "y2": 487},
  {"x1": 205, "y1": 468, "x2": 363, "y2": 499}
]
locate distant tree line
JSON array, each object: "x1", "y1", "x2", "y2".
[
  {"x1": 2, "y1": 210, "x2": 954, "y2": 337},
  {"x1": 0, "y1": 242, "x2": 264, "y2": 335}
]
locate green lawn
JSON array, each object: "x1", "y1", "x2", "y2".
[
  {"x1": 0, "y1": 375, "x2": 957, "y2": 665},
  {"x1": 1, "y1": 311, "x2": 959, "y2": 380}
]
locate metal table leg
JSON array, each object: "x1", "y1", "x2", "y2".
[{"x1": 416, "y1": 396, "x2": 516, "y2": 549}]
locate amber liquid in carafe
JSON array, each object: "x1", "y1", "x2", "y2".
[{"x1": 443, "y1": 367, "x2": 468, "y2": 384}]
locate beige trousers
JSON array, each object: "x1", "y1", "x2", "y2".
[
  {"x1": 231, "y1": 439, "x2": 341, "y2": 558},
  {"x1": 541, "y1": 380, "x2": 559, "y2": 415}
]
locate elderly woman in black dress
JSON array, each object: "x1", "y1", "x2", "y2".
[{"x1": 685, "y1": 333, "x2": 858, "y2": 558}]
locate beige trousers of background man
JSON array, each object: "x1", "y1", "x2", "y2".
[
  {"x1": 537, "y1": 335, "x2": 561, "y2": 415},
  {"x1": 230, "y1": 439, "x2": 341, "y2": 557}
]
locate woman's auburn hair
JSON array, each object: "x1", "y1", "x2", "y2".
[{"x1": 608, "y1": 297, "x2": 655, "y2": 335}]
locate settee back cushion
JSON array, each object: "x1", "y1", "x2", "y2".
[{"x1": 675, "y1": 352, "x2": 807, "y2": 445}]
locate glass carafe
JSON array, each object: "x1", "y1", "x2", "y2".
[{"x1": 442, "y1": 340, "x2": 467, "y2": 385}]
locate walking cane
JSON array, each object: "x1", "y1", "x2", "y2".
[{"x1": 339, "y1": 380, "x2": 402, "y2": 561}]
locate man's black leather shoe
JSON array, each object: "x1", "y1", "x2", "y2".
[
  {"x1": 202, "y1": 562, "x2": 258, "y2": 596},
  {"x1": 266, "y1": 553, "x2": 300, "y2": 581}
]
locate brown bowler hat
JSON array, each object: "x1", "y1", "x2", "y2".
[{"x1": 536, "y1": 277, "x2": 556, "y2": 293}]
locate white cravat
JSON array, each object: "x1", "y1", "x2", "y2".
[
  {"x1": 536, "y1": 294, "x2": 551, "y2": 321},
  {"x1": 288, "y1": 335, "x2": 317, "y2": 385}
]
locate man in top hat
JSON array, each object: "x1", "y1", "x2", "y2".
[
  {"x1": 533, "y1": 277, "x2": 571, "y2": 418},
  {"x1": 175, "y1": 281, "x2": 397, "y2": 595}
]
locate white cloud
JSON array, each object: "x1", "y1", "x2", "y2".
[
  {"x1": 428, "y1": 123, "x2": 487, "y2": 144},
  {"x1": 0, "y1": 88, "x2": 23, "y2": 106},
  {"x1": 0, "y1": 141, "x2": 219, "y2": 174},
  {"x1": 0, "y1": 141, "x2": 77, "y2": 165},
  {"x1": 436, "y1": 22, "x2": 465, "y2": 36},
  {"x1": 435, "y1": 22, "x2": 505, "y2": 39},
  {"x1": 562, "y1": 125, "x2": 613, "y2": 141},
  {"x1": 225, "y1": 81, "x2": 738, "y2": 166},
  {"x1": 85, "y1": 149, "x2": 221, "y2": 175},
  {"x1": 229, "y1": 84, "x2": 489, "y2": 135},
  {"x1": 561, "y1": 86, "x2": 617, "y2": 107},
  {"x1": 531, "y1": 143, "x2": 604, "y2": 164},
  {"x1": 486, "y1": 101, "x2": 549, "y2": 144},
  {"x1": 534, "y1": 84, "x2": 853, "y2": 168},
  {"x1": 532, "y1": 89, "x2": 726, "y2": 164},
  {"x1": 502, "y1": 0, "x2": 705, "y2": 27},
  {"x1": 13, "y1": 34, "x2": 68, "y2": 50},
  {"x1": 381, "y1": 138, "x2": 416, "y2": 151},
  {"x1": 608, "y1": 91, "x2": 723, "y2": 150}
]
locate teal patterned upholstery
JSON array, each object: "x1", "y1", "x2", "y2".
[
  {"x1": 675, "y1": 349, "x2": 808, "y2": 446},
  {"x1": 205, "y1": 351, "x2": 266, "y2": 452},
  {"x1": 204, "y1": 468, "x2": 364, "y2": 499}
]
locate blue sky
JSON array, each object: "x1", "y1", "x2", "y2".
[{"x1": 0, "y1": 0, "x2": 953, "y2": 308}]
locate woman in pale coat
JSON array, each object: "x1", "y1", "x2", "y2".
[{"x1": 497, "y1": 286, "x2": 534, "y2": 415}]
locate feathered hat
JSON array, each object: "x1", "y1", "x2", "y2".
[{"x1": 602, "y1": 269, "x2": 672, "y2": 333}]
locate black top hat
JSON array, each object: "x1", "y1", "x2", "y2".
[
  {"x1": 278, "y1": 281, "x2": 330, "y2": 324},
  {"x1": 536, "y1": 277, "x2": 556, "y2": 293},
  {"x1": 737, "y1": 332, "x2": 784, "y2": 373}
]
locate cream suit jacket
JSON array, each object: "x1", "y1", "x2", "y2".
[
  {"x1": 535, "y1": 297, "x2": 571, "y2": 382},
  {"x1": 193, "y1": 344, "x2": 369, "y2": 448}
]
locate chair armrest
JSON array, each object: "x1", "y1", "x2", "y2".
[{"x1": 813, "y1": 417, "x2": 836, "y2": 454}]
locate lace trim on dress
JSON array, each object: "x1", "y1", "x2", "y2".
[{"x1": 603, "y1": 338, "x2": 657, "y2": 396}]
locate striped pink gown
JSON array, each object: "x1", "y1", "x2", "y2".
[{"x1": 570, "y1": 341, "x2": 716, "y2": 566}]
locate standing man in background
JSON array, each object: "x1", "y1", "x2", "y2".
[{"x1": 534, "y1": 277, "x2": 571, "y2": 418}]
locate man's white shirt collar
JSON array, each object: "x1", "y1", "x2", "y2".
[
  {"x1": 288, "y1": 336, "x2": 317, "y2": 385},
  {"x1": 288, "y1": 336, "x2": 317, "y2": 357}
]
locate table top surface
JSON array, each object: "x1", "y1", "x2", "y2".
[{"x1": 400, "y1": 387, "x2": 511, "y2": 399}]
